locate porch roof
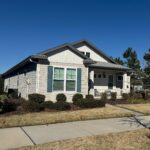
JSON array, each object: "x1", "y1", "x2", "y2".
[{"x1": 89, "y1": 61, "x2": 131, "y2": 71}]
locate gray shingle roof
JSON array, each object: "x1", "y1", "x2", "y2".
[{"x1": 89, "y1": 61, "x2": 131, "y2": 70}]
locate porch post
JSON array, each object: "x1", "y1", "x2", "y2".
[
  {"x1": 89, "y1": 70, "x2": 94, "y2": 95},
  {"x1": 123, "y1": 72, "x2": 127, "y2": 92}
]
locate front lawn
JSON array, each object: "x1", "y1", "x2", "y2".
[
  {"x1": 118, "y1": 104, "x2": 150, "y2": 114},
  {"x1": 0, "y1": 105, "x2": 132, "y2": 128},
  {"x1": 14, "y1": 129, "x2": 150, "y2": 150}
]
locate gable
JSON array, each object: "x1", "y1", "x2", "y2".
[
  {"x1": 48, "y1": 48, "x2": 83, "y2": 64},
  {"x1": 75, "y1": 44, "x2": 108, "y2": 62}
]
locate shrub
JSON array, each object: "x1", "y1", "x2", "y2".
[
  {"x1": 56, "y1": 93, "x2": 66, "y2": 102},
  {"x1": 101, "y1": 92, "x2": 107, "y2": 100},
  {"x1": 0, "y1": 101, "x2": 3, "y2": 111},
  {"x1": 28, "y1": 93, "x2": 45, "y2": 104},
  {"x1": 144, "y1": 92, "x2": 150, "y2": 100},
  {"x1": 122, "y1": 93, "x2": 129, "y2": 100},
  {"x1": 42, "y1": 101, "x2": 54, "y2": 109},
  {"x1": 8, "y1": 89, "x2": 18, "y2": 99},
  {"x1": 2, "y1": 99, "x2": 17, "y2": 112},
  {"x1": 72, "y1": 93, "x2": 83, "y2": 104},
  {"x1": 54, "y1": 101, "x2": 71, "y2": 111},
  {"x1": 111, "y1": 92, "x2": 117, "y2": 100},
  {"x1": 23, "y1": 101, "x2": 43, "y2": 112},
  {"x1": 85, "y1": 94, "x2": 94, "y2": 100},
  {"x1": 75, "y1": 98, "x2": 106, "y2": 108},
  {"x1": 0, "y1": 94, "x2": 7, "y2": 102}
]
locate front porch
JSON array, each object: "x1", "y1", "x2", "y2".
[{"x1": 89, "y1": 68, "x2": 130, "y2": 99}]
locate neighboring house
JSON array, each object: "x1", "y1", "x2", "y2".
[{"x1": 2, "y1": 40, "x2": 131, "y2": 101}]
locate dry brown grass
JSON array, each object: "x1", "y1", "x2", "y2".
[
  {"x1": 118, "y1": 104, "x2": 150, "y2": 114},
  {"x1": 0, "y1": 106, "x2": 132, "y2": 128},
  {"x1": 15, "y1": 129, "x2": 150, "y2": 150}
]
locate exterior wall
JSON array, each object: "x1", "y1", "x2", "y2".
[
  {"x1": 37, "y1": 62, "x2": 88, "y2": 102},
  {"x1": 37, "y1": 55, "x2": 88, "y2": 102},
  {"x1": 48, "y1": 49, "x2": 83, "y2": 64},
  {"x1": 76, "y1": 44, "x2": 108, "y2": 62},
  {"x1": 4, "y1": 64, "x2": 37, "y2": 99}
]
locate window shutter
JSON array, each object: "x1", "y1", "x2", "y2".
[
  {"x1": 47, "y1": 66, "x2": 53, "y2": 92},
  {"x1": 77, "y1": 68, "x2": 81, "y2": 92}
]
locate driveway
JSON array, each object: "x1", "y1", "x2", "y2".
[{"x1": 1, "y1": 115, "x2": 150, "y2": 150}]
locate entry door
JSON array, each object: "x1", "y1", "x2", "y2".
[{"x1": 108, "y1": 75, "x2": 113, "y2": 89}]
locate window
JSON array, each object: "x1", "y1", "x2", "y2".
[
  {"x1": 86, "y1": 52, "x2": 90, "y2": 58},
  {"x1": 66, "y1": 69, "x2": 76, "y2": 91},
  {"x1": 53, "y1": 67, "x2": 77, "y2": 91},
  {"x1": 94, "y1": 74, "x2": 97, "y2": 78},
  {"x1": 98, "y1": 74, "x2": 101, "y2": 78},
  {"x1": 117, "y1": 75, "x2": 123, "y2": 81},
  {"x1": 53, "y1": 68, "x2": 64, "y2": 91},
  {"x1": 80, "y1": 51, "x2": 85, "y2": 55}
]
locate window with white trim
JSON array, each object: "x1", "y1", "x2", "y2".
[
  {"x1": 66, "y1": 69, "x2": 76, "y2": 91},
  {"x1": 53, "y1": 68, "x2": 64, "y2": 91},
  {"x1": 53, "y1": 67, "x2": 77, "y2": 91}
]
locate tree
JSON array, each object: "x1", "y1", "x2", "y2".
[
  {"x1": 0, "y1": 75, "x2": 4, "y2": 94},
  {"x1": 143, "y1": 49, "x2": 150, "y2": 90},
  {"x1": 113, "y1": 57, "x2": 124, "y2": 65},
  {"x1": 123, "y1": 47, "x2": 141, "y2": 87}
]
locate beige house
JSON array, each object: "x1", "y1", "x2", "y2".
[{"x1": 2, "y1": 40, "x2": 131, "y2": 101}]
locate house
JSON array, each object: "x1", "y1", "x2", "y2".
[{"x1": 2, "y1": 40, "x2": 131, "y2": 101}]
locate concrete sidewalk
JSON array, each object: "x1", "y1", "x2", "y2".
[{"x1": 1, "y1": 115, "x2": 150, "y2": 150}]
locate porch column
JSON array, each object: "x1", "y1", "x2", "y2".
[
  {"x1": 89, "y1": 70, "x2": 94, "y2": 95},
  {"x1": 123, "y1": 73, "x2": 127, "y2": 92}
]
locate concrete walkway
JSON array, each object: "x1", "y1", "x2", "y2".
[{"x1": 1, "y1": 115, "x2": 150, "y2": 150}]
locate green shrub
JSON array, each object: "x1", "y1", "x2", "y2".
[
  {"x1": 75, "y1": 98, "x2": 106, "y2": 108},
  {"x1": 101, "y1": 92, "x2": 107, "y2": 100},
  {"x1": 42, "y1": 101, "x2": 54, "y2": 109},
  {"x1": 85, "y1": 94, "x2": 94, "y2": 100},
  {"x1": 0, "y1": 101, "x2": 3, "y2": 111},
  {"x1": 56, "y1": 93, "x2": 66, "y2": 102},
  {"x1": 54, "y1": 101, "x2": 71, "y2": 111},
  {"x1": 72, "y1": 93, "x2": 83, "y2": 104},
  {"x1": 122, "y1": 93, "x2": 129, "y2": 100},
  {"x1": 23, "y1": 101, "x2": 43, "y2": 112},
  {"x1": 0, "y1": 94, "x2": 7, "y2": 102},
  {"x1": 144, "y1": 92, "x2": 150, "y2": 100},
  {"x1": 28, "y1": 93, "x2": 45, "y2": 104},
  {"x1": 111, "y1": 92, "x2": 117, "y2": 100},
  {"x1": 2, "y1": 99, "x2": 17, "y2": 112}
]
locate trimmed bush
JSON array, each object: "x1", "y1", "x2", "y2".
[
  {"x1": 85, "y1": 94, "x2": 94, "y2": 100},
  {"x1": 54, "y1": 101, "x2": 71, "y2": 111},
  {"x1": 56, "y1": 93, "x2": 66, "y2": 102},
  {"x1": 42, "y1": 101, "x2": 54, "y2": 109},
  {"x1": 122, "y1": 93, "x2": 129, "y2": 100},
  {"x1": 28, "y1": 93, "x2": 45, "y2": 104},
  {"x1": 23, "y1": 101, "x2": 43, "y2": 112},
  {"x1": 111, "y1": 92, "x2": 117, "y2": 100},
  {"x1": 75, "y1": 98, "x2": 106, "y2": 108},
  {"x1": 2, "y1": 99, "x2": 17, "y2": 112},
  {"x1": 72, "y1": 93, "x2": 83, "y2": 104},
  {"x1": 0, "y1": 101, "x2": 3, "y2": 111},
  {"x1": 101, "y1": 92, "x2": 107, "y2": 100}
]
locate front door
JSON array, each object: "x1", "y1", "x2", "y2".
[{"x1": 108, "y1": 75, "x2": 113, "y2": 89}]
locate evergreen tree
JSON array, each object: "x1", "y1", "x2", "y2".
[
  {"x1": 114, "y1": 57, "x2": 124, "y2": 65},
  {"x1": 143, "y1": 49, "x2": 150, "y2": 89},
  {"x1": 0, "y1": 75, "x2": 4, "y2": 94}
]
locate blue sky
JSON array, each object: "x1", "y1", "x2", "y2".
[{"x1": 0, "y1": 0, "x2": 150, "y2": 73}]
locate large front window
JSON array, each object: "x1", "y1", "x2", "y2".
[{"x1": 53, "y1": 67, "x2": 77, "y2": 91}]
